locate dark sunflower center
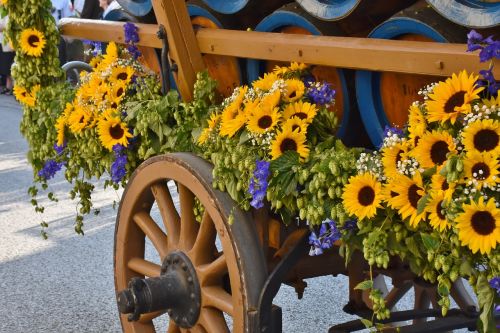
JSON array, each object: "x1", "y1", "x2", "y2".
[
  {"x1": 295, "y1": 112, "x2": 307, "y2": 120},
  {"x1": 358, "y1": 186, "x2": 375, "y2": 206},
  {"x1": 79, "y1": 116, "x2": 85, "y2": 123},
  {"x1": 110, "y1": 124, "x2": 124, "y2": 139},
  {"x1": 430, "y1": 141, "x2": 449, "y2": 164},
  {"x1": 292, "y1": 125, "x2": 301, "y2": 132},
  {"x1": 474, "y1": 129, "x2": 498, "y2": 152},
  {"x1": 444, "y1": 91, "x2": 466, "y2": 113},
  {"x1": 390, "y1": 191, "x2": 398, "y2": 198},
  {"x1": 441, "y1": 180, "x2": 449, "y2": 191},
  {"x1": 117, "y1": 73, "x2": 128, "y2": 80},
  {"x1": 116, "y1": 87, "x2": 124, "y2": 97},
  {"x1": 414, "y1": 136, "x2": 420, "y2": 146},
  {"x1": 280, "y1": 138, "x2": 297, "y2": 153},
  {"x1": 395, "y1": 149, "x2": 404, "y2": 165},
  {"x1": 288, "y1": 91, "x2": 297, "y2": 99},
  {"x1": 472, "y1": 162, "x2": 490, "y2": 180},
  {"x1": 28, "y1": 35, "x2": 39, "y2": 47},
  {"x1": 408, "y1": 184, "x2": 422, "y2": 209},
  {"x1": 471, "y1": 211, "x2": 495, "y2": 235},
  {"x1": 111, "y1": 102, "x2": 118, "y2": 109},
  {"x1": 258, "y1": 115, "x2": 273, "y2": 129},
  {"x1": 436, "y1": 200, "x2": 445, "y2": 220}
]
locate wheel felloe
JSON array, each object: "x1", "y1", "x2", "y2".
[{"x1": 117, "y1": 251, "x2": 201, "y2": 328}]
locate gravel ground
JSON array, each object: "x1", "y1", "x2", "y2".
[{"x1": 0, "y1": 94, "x2": 471, "y2": 332}]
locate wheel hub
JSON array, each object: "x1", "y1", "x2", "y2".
[{"x1": 117, "y1": 251, "x2": 201, "y2": 328}]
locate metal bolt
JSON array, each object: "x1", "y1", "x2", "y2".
[
  {"x1": 187, "y1": 276, "x2": 193, "y2": 283},
  {"x1": 168, "y1": 309, "x2": 173, "y2": 317},
  {"x1": 190, "y1": 293, "x2": 195, "y2": 300},
  {"x1": 181, "y1": 263, "x2": 188, "y2": 271}
]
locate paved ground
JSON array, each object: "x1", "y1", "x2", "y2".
[{"x1": 1, "y1": 94, "x2": 471, "y2": 332}]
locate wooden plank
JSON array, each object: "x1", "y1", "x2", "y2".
[
  {"x1": 196, "y1": 29, "x2": 500, "y2": 77},
  {"x1": 151, "y1": 0, "x2": 205, "y2": 101},
  {"x1": 59, "y1": 19, "x2": 500, "y2": 77}
]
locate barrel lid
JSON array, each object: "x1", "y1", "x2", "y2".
[
  {"x1": 295, "y1": 0, "x2": 361, "y2": 21},
  {"x1": 426, "y1": 0, "x2": 500, "y2": 28},
  {"x1": 116, "y1": 0, "x2": 152, "y2": 17},
  {"x1": 201, "y1": 0, "x2": 249, "y2": 14}
]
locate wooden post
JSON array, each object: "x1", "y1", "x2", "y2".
[{"x1": 151, "y1": 0, "x2": 205, "y2": 101}]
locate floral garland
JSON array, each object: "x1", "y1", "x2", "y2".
[{"x1": 341, "y1": 32, "x2": 500, "y2": 330}]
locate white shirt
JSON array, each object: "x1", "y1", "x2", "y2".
[
  {"x1": 102, "y1": 1, "x2": 122, "y2": 19},
  {"x1": 74, "y1": 0, "x2": 85, "y2": 15},
  {"x1": 51, "y1": 0, "x2": 74, "y2": 25}
]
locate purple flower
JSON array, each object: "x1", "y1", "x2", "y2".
[
  {"x1": 343, "y1": 219, "x2": 358, "y2": 231},
  {"x1": 383, "y1": 125, "x2": 403, "y2": 138},
  {"x1": 490, "y1": 277, "x2": 500, "y2": 297},
  {"x1": 38, "y1": 160, "x2": 64, "y2": 180},
  {"x1": 54, "y1": 142, "x2": 66, "y2": 155},
  {"x1": 479, "y1": 67, "x2": 500, "y2": 95},
  {"x1": 309, "y1": 219, "x2": 342, "y2": 256},
  {"x1": 127, "y1": 45, "x2": 141, "y2": 59},
  {"x1": 306, "y1": 82, "x2": 336, "y2": 106},
  {"x1": 479, "y1": 41, "x2": 500, "y2": 62},
  {"x1": 467, "y1": 30, "x2": 484, "y2": 52},
  {"x1": 111, "y1": 144, "x2": 127, "y2": 183},
  {"x1": 248, "y1": 160, "x2": 270, "y2": 209},
  {"x1": 124, "y1": 23, "x2": 141, "y2": 59}
]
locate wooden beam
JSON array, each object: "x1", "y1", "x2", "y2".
[
  {"x1": 151, "y1": 0, "x2": 205, "y2": 101},
  {"x1": 59, "y1": 19, "x2": 499, "y2": 77}
]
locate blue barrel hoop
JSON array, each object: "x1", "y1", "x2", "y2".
[
  {"x1": 295, "y1": 0, "x2": 361, "y2": 21},
  {"x1": 426, "y1": 0, "x2": 500, "y2": 28}
]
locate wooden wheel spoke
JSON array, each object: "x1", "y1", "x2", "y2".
[
  {"x1": 198, "y1": 308, "x2": 229, "y2": 333},
  {"x1": 151, "y1": 182, "x2": 180, "y2": 245},
  {"x1": 138, "y1": 310, "x2": 167, "y2": 323},
  {"x1": 189, "y1": 211, "x2": 216, "y2": 265},
  {"x1": 197, "y1": 254, "x2": 228, "y2": 286},
  {"x1": 178, "y1": 184, "x2": 199, "y2": 250},
  {"x1": 133, "y1": 212, "x2": 169, "y2": 258},
  {"x1": 202, "y1": 286, "x2": 234, "y2": 316},
  {"x1": 128, "y1": 257, "x2": 161, "y2": 277}
]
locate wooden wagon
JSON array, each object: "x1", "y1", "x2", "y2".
[{"x1": 58, "y1": 1, "x2": 500, "y2": 332}]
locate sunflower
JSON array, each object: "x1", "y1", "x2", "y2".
[
  {"x1": 282, "y1": 79, "x2": 305, "y2": 103},
  {"x1": 198, "y1": 113, "x2": 221, "y2": 145},
  {"x1": 462, "y1": 119, "x2": 500, "y2": 156},
  {"x1": 430, "y1": 168, "x2": 455, "y2": 202},
  {"x1": 94, "y1": 83, "x2": 110, "y2": 105},
  {"x1": 380, "y1": 182, "x2": 400, "y2": 209},
  {"x1": 97, "y1": 117, "x2": 133, "y2": 151},
  {"x1": 55, "y1": 116, "x2": 66, "y2": 147},
  {"x1": 425, "y1": 191, "x2": 450, "y2": 232},
  {"x1": 283, "y1": 101, "x2": 317, "y2": 124},
  {"x1": 273, "y1": 65, "x2": 289, "y2": 76},
  {"x1": 98, "y1": 42, "x2": 119, "y2": 69},
  {"x1": 68, "y1": 107, "x2": 92, "y2": 133},
  {"x1": 391, "y1": 173, "x2": 426, "y2": 228},
  {"x1": 412, "y1": 130, "x2": 456, "y2": 169},
  {"x1": 109, "y1": 81, "x2": 128, "y2": 104},
  {"x1": 13, "y1": 86, "x2": 30, "y2": 105},
  {"x1": 482, "y1": 94, "x2": 500, "y2": 108},
  {"x1": 220, "y1": 104, "x2": 246, "y2": 137},
  {"x1": 282, "y1": 117, "x2": 309, "y2": 134},
  {"x1": 253, "y1": 73, "x2": 278, "y2": 91},
  {"x1": 456, "y1": 197, "x2": 500, "y2": 254},
  {"x1": 270, "y1": 126, "x2": 309, "y2": 160},
  {"x1": 342, "y1": 173, "x2": 382, "y2": 220},
  {"x1": 109, "y1": 66, "x2": 134, "y2": 84},
  {"x1": 463, "y1": 151, "x2": 500, "y2": 189},
  {"x1": 1, "y1": 0, "x2": 8, "y2": 5},
  {"x1": 426, "y1": 70, "x2": 483, "y2": 124},
  {"x1": 247, "y1": 104, "x2": 281, "y2": 134},
  {"x1": 19, "y1": 28, "x2": 46, "y2": 57},
  {"x1": 381, "y1": 141, "x2": 409, "y2": 180},
  {"x1": 288, "y1": 62, "x2": 308, "y2": 72},
  {"x1": 407, "y1": 104, "x2": 426, "y2": 146},
  {"x1": 261, "y1": 89, "x2": 281, "y2": 109},
  {"x1": 89, "y1": 56, "x2": 102, "y2": 68}
]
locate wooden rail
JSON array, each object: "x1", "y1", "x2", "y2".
[{"x1": 60, "y1": 18, "x2": 500, "y2": 90}]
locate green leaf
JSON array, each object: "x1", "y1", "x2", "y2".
[
  {"x1": 459, "y1": 260, "x2": 473, "y2": 277},
  {"x1": 476, "y1": 274, "x2": 495, "y2": 333},
  {"x1": 405, "y1": 237, "x2": 422, "y2": 258},
  {"x1": 239, "y1": 131, "x2": 251, "y2": 144},
  {"x1": 421, "y1": 233, "x2": 439, "y2": 251},
  {"x1": 360, "y1": 318, "x2": 373, "y2": 329},
  {"x1": 354, "y1": 280, "x2": 373, "y2": 291},
  {"x1": 417, "y1": 193, "x2": 431, "y2": 215}
]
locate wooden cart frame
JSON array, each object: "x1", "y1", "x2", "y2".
[{"x1": 59, "y1": 1, "x2": 499, "y2": 332}]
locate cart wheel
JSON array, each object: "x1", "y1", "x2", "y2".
[{"x1": 114, "y1": 153, "x2": 267, "y2": 333}]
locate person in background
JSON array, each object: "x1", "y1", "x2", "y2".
[
  {"x1": 99, "y1": 0, "x2": 122, "y2": 19},
  {"x1": 72, "y1": 0, "x2": 86, "y2": 16},
  {"x1": 0, "y1": 15, "x2": 14, "y2": 95},
  {"x1": 81, "y1": 0, "x2": 103, "y2": 19},
  {"x1": 51, "y1": 0, "x2": 74, "y2": 65}
]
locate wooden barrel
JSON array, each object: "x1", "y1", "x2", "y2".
[
  {"x1": 187, "y1": 1, "x2": 243, "y2": 97},
  {"x1": 116, "y1": 0, "x2": 152, "y2": 17},
  {"x1": 426, "y1": 0, "x2": 500, "y2": 28},
  {"x1": 246, "y1": 3, "x2": 355, "y2": 139},
  {"x1": 294, "y1": 0, "x2": 418, "y2": 36},
  {"x1": 355, "y1": 1, "x2": 469, "y2": 147}
]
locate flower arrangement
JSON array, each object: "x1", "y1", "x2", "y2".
[
  {"x1": 197, "y1": 63, "x2": 361, "y2": 232},
  {"x1": 341, "y1": 32, "x2": 500, "y2": 330}
]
